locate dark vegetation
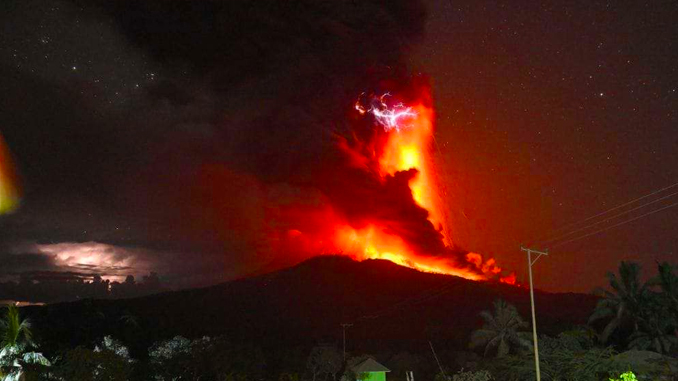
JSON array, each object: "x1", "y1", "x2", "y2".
[
  {"x1": 0, "y1": 272, "x2": 164, "y2": 304},
  {"x1": 1, "y1": 256, "x2": 676, "y2": 380},
  {"x1": 23, "y1": 257, "x2": 595, "y2": 357}
]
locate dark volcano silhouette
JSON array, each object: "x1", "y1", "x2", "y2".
[{"x1": 25, "y1": 256, "x2": 596, "y2": 358}]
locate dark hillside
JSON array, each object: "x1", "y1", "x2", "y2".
[{"x1": 25, "y1": 256, "x2": 597, "y2": 358}]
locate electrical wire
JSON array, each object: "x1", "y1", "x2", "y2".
[
  {"x1": 541, "y1": 190, "x2": 678, "y2": 246},
  {"x1": 550, "y1": 201, "x2": 678, "y2": 248},
  {"x1": 529, "y1": 180, "x2": 678, "y2": 247}
]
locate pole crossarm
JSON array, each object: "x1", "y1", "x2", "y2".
[{"x1": 521, "y1": 246, "x2": 549, "y2": 266}]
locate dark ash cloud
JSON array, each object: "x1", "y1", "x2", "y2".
[{"x1": 0, "y1": 0, "x2": 435, "y2": 299}]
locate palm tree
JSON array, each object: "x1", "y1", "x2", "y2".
[
  {"x1": 0, "y1": 304, "x2": 50, "y2": 381},
  {"x1": 655, "y1": 262, "x2": 678, "y2": 318},
  {"x1": 469, "y1": 299, "x2": 532, "y2": 357},
  {"x1": 629, "y1": 261, "x2": 678, "y2": 354},
  {"x1": 589, "y1": 261, "x2": 652, "y2": 343},
  {"x1": 627, "y1": 316, "x2": 678, "y2": 354}
]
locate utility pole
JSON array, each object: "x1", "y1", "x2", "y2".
[
  {"x1": 341, "y1": 323, "x2": 353, "y2": 361},
  {"x1": 521, "y1": 246, "x2": 548, "y2": 381}
]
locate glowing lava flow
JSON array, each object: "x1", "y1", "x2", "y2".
[
  {"x1": 337, "y1": 89, "x2": 516, "y2": 284},
  {"x1": 334, "y1": 223, "x2": 486, "y2": 280}
]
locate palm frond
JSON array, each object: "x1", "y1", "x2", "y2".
[
  {"x1": 478, "y1": 311, "x2": 495, "y2": 325},
  {"x1": 497, "y1": 339, "x2": 510, "y2": 358},
  {"x1": 508, "y1": 333, "x2": 533, "y2": 351},
  {"x1": 470, "y1": 329, "x2": 497, "y2": 341},
  {"x1": 588, "y1": 306, "x2": 613, "y2": 324},
  {"x1": 484, "y1": 336, "x2": 502, "y2": 357},
  {"x1": 470, "y1": 299, "x2": 530, "y2": 358},
  {"x1": 606, "y1": 272, "x2": 621, "y2": 293},
  {"x1": 628, "y1": 331, "x2": 650, "y2": 350}
]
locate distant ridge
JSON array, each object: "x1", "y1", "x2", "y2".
[{"x1": 25, "y1": 255, "x2": 597, "y2": 356}]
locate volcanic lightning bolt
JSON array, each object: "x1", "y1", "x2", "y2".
[
  {"x1": 357, "y1": 92, "x2": 418, "y2": 132},
  {"x1": 265, "y1": 81, "x2": 515, "y2": 284}
]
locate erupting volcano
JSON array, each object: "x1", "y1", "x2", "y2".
[{"x1": 268, "y1": 79, "x2": 515, "y2": 285}]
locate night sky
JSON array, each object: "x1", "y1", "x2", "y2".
[
  {"x1": 415, "y1": 0, "x2": 678, "y2": 290},
  {"x1": 0, "y1": 0, "x2": 676, "y2": 298}
]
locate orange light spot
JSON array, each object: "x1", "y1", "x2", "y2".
[
  {"x1": 500, "y1": 272, "x2": 517, "y2": 285},
  {"x1": 400, "y1": 146, "x2": 420, "y2": 169}
]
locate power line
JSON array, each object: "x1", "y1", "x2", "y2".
[
  {"x1": 551, "y1": 201, "x2": 678, "y2": 248},
  {"x1": 542, "y1": 181, "x2": 678, "y2": 241},
  {"x1": 341, "y1": 172, "x2": 676, "y2": 328},
  {"x1": 530, "y1": 180, "x2": 678, "y2": 246},
  {"x1": 541, "y1": 190, "x2": 678, "y2": 246}
]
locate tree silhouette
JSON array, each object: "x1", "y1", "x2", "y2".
[
  {"x1": 626, "y1": 262, "x2": 678, "y2": 354},
  {"x1": 589, "y1": 261, "x2": 652, "y2": 343},
  {"x1": 306, "y1": 345, "x2": 342, "y2": 381},
  {"x1": 469, "y1": 299, "x2": 532, "y2": 358},
  {"x1": 655, "y1": 262, "x2": 678, "y2": 321}
]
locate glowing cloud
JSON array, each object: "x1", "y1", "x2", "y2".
[{"x1": 34, "y1": 242, "x2": 154, "y2": 282}]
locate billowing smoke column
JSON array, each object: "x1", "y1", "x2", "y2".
[
  {"x1": 270, "y1": 77, "x2": 516, "y2": 283},
  {"x1": 49, "y1": 0, "x2": 517, "y2": 285}
]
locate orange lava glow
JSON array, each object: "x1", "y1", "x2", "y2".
[
  {"x1": 333, "y1": 223, "x2": 485, "y2": 280},
  {"x1": 378, "y1": 104, "x2": 449, "y2": 243},
  {"x1": 327, "y1": 87, "x2": 516, "y2": 284},
  {"x1": 0, "y1": 133, "x2": 21, "y2": 215}
]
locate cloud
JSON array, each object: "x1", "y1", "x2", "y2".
[
  {"x1": 1, "y1": 242, "x2": 145, "y2": 281},
  {"x1": 0, "y1": 0, "x2": 431, "y2": 291}
]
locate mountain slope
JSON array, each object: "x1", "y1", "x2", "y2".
[{"x1": 26, "y1": 255, "x2": 597, "y2": 356}]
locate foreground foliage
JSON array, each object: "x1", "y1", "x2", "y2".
[
  {"x1": 149, "y1": 336, "x2": 266, "y2": 381},
  {"x1": 488, "y1": 332, "x2": 627, "y2": 381},
  {"x1": 590, "y1": 262, "x2": 678, "y2": 355},
  {"x1": 451, "y1": 369, "x2": 493, "y2": 381},
  {"x1": 469, "y1": 299, "x2": 532, "y2": 358},
  {"x1": 609, "y1": 371, "x2": 637, "y2": 381},
  {"x1": 0, "y1": 305, "x2": 50, "y2": 381},
  {"x1": 4, "y1": 259, "x2": 676, "y2": 381}
]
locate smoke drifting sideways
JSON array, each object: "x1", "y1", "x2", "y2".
[
  {"x1": 89, "y1": 0, "x2": 429, "y2": 268},
  {"x1": 1, "y1": 0, "x2": 513, "y2": 288},
  {"x1": 85, "y1": 0, "x2": 514, "y2": 282}
]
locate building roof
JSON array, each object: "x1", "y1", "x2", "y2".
[{"x1": 352, "y1": 358, "x2": 391, "y2": 373}]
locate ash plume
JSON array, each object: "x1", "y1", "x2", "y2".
[{"x1": 1, "y1": 0, "x2": 491, "y2": 288}]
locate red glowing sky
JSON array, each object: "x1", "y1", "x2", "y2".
[{"x1": 0, "y1": 0, "x2": 677, "y2": 296}]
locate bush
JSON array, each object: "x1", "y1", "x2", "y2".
[
  {"x1": 452, "y1": 369, "x2": 493, "y2": 381},
  {"x1": 609, "y1": 371, "x2": 637, "y2": 381}
]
